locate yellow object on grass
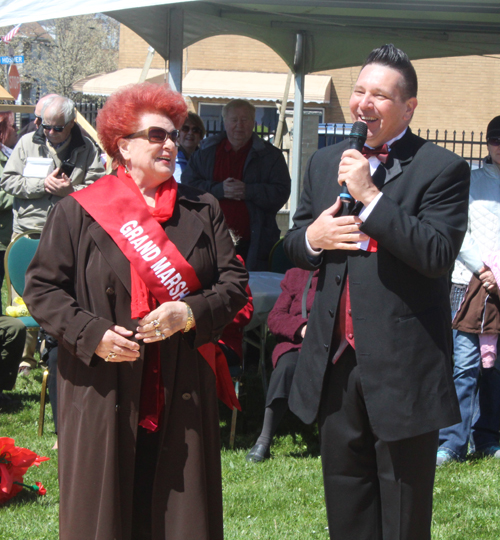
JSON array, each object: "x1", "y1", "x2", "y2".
[{"x1": 6, "y1": 297, "x2": 30, "y2": 317}]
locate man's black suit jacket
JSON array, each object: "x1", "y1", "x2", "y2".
[{"x1": 284, "y1": 129, "x2": 470, "y2": 441}]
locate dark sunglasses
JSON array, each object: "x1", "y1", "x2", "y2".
[
  {"x1": 181, "y1": 125, "x2": 202, "y2": 135},
  {"x1": 42, "y1": 121, "x2": 70, "y2": 132},
  {"x1": 126, "y1": 126, "x2": 180, "y2": 145},
  {"x1": 488, "y1": 138, "x2": 500, "y2": 147}
]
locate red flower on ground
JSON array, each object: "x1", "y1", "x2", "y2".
[
  {"x1": 0, "y1": 437, "x2": 49, "y2": 503},
  {"x1": 35, "y1": 482, "x2": 47, "y2": 496}
]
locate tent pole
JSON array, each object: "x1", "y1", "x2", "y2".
[
  {"x1": 290, "y1": 32, "x2": 306, "y2": 229},
  {"x1": 168, "y1": 8, "x2": 184, "y2": 92},
  {"x1": 139, "y1": 46, "x2": 156, "y2": 83}
]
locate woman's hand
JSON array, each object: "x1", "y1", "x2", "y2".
[
  {"x1": 95, "y1": 325, "x2": 141, "y2": 362},
  {"x1": 479, "y1": 265, "x2": 498, "y2": 294},
  {"x1": 135, "y1": 302, "x2": 192, "y2": 343}
]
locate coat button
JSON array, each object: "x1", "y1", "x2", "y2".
[
  {"x1": 182, "y1": 393, "x2": 191, "y2": 400},
  {"x1": 329, "y1": 309, "x2": 334, "y2": 317},
  {"x1": 348, "y1": 333, "x2": 353, "y2": 339},
  {"x1": 348, "y1": 309, "x2": 352, "y2": 316},
  {"x1": 106, "y1": 287, "x2": 115, "y2": 295},
  {"x1": 335, "y1": 275, "x2": 341, "y2": 285},
  {"x1": 324, "y1": 344, "x2": 329, "y2": 351},
  {"x1": 115, "y1": 405, "x2": 120, "y2": 412}
]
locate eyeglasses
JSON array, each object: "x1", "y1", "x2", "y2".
[
  {"x1": 42, "y1": 121, "x2": 70, "y2": 133},
  {"x1": 488, "y1": 138, "x2": 500, "y2": 147},
  {"x1": 181, "y1": 125, "x2": 203, "y2": 135},
  {"x1": 126, "y1": 126, "x2": 180, "y2": 145}
]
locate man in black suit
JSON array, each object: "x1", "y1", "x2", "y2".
[{"x1": 284, "y1": 44, "x2": 470, "y2": 540}]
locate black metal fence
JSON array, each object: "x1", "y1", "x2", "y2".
[
  {"x1": 72, "y1": 108, "x2": 489, "y2": 168},
  {"x1": 415, "y1": 128, "x2": 487, "y2": 169},
  {"x1": 317, "y1": 123, "x2": 487, "y2": 169},
  {"x1": 75, "y1": 101, "x2": 105, "y2": 128},
  {"x1": 205, "y1": 120, "x2": 274, "y2": 141}
]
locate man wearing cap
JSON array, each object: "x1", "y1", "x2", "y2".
[
  {"x1": 284, "y1": 44, "x2": 470, "y2": 540},
  {"x1": 437, "y1": 115, "x2": 500, "y2": 464}
]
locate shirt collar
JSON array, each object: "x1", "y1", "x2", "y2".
[
  {"x1": 223, "y1": 137, "x2": 252, "y2": 153},
  {"x1": 0, "y1": 143, "x2": 12, "y2": 157},
  {"x1": 365, "y1": 127, "x2": 407, "y2": 150}
]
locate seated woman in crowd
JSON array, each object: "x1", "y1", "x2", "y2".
[
  {"x1": 24, "y1": 82, "x2": 248, "y2": 540},
  {"x1": 173, "y1": 111, "x2": 205, "y2": 182},
  {"x1": 246, "y1": 267, "x2": 319, "y2": 462}
]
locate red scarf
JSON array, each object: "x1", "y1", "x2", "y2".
[
  {"x1": 71, "y1": 166, "x2": 240, "y2": 433},
  {"x1": 118, "y1": 168, "x2": 179, "y2": 319},
  {"x1": 120, "y1": 167, "x2": 178, "y2": 432}
]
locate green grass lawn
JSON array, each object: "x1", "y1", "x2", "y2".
[{"x1": 2, "y1": 364, "x2": 500, "y2": 539}]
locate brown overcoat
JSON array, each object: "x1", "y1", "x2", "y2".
[{"x1": 24, "y1": 183, "x2": 248, "y2": 540}]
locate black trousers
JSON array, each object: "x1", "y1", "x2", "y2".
[
  {"x1": 319, "y1": 347, "x2": 439, "y2": 540},
  {"x1": 0, "y1": 316, "x2": 26, "y2": 391}
]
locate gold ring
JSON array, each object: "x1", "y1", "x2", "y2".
[
  {"x1": 105, "y1": 352, "x2": 117, "y2": 362},
  {"x1": 152, "y1": 319, "x2": 160, "y2": 328},
  {"x1": 155, "y1": 329, "x2": 162, "y2": 338}
]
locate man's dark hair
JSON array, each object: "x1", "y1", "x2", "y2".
[{"x1": 362, "y1": 44, "x2": 418, "y2": 100}]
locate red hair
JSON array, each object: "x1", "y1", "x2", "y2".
[{"x1": 96, "y1": 83, "x2": 188, "y2": 167}]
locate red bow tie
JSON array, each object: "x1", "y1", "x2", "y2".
[{"x1": 362, "y1": 144, "x2": 389, "y2": 164}]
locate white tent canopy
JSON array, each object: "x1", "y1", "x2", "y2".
[
  {"x1": 3, "y1": 0, "x2": 500, "y2": 221},
  {"x1": 2, "y1": 1, "x2": 500, "y2": 74}
]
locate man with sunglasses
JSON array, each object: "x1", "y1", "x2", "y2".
[
  {"x1": 1, "y1": 95, "x2": 104, "y2": 235},
  {"x1": 0, "y1": 95, "x2": 104, "y2": 377},
  {"x1": 34, "y1": 93, "x2": 59, "y2": 129},
  {"x1": 438, "y1": 115, "x2": 500, "y2": 465}
]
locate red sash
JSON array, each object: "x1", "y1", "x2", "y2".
[{"x1": 71, "y1": 175, "x2": 240, "y2": 411}]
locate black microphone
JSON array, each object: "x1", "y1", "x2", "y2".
[{"x1": 339, "y1": 121, "x2": 368, "y2": 215}]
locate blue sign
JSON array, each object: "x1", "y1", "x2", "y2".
[{"x1": 0, "y1": 55, "x2": 24, "y2": 65}]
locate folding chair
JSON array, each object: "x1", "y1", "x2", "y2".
[
  {"x1": 4, "y1": 231, "x2": 45, "y2": 433},
  {"x1": 229, "y1": 363, "x2": 243, "y2": 449}
]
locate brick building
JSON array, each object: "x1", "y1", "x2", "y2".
[{"x1": 118, "y1": 23, "x2": 500, "y2": 138}]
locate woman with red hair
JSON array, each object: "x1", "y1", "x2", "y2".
[{"x1": 24, "y1": 83, "x2": 248, "y2": 540}]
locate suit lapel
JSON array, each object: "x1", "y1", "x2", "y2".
[
  {"x1": 380, "y1": 154, "x2": 403, "y2": 186},
  {"x1": 378, "y1": 129, "x2": 424, "y2": 188}
]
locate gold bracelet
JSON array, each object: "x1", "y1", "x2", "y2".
[{"x1": 183, "y1": 303, "x2": 195, "y2": 333}]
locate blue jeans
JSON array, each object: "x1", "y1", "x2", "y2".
[{"x1": 438, "y1": 330, "x2": 500, "y2": 459}]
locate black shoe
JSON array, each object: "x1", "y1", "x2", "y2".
[{"x1": 245, "y1": 443, "x2": 270, "y2": 463}]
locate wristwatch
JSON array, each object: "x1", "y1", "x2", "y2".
[{"x1": 183, "y1": 303, "x2": 195, "y2": 333}]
